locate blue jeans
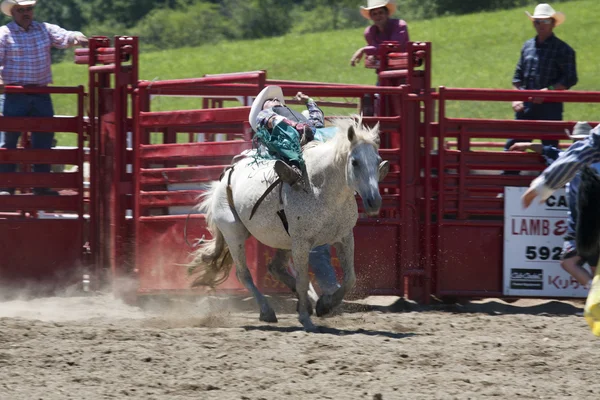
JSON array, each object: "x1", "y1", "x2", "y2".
[
  {"x1": 0, "y1": 93, "x2": 55, "y2": 179},
  {"x1": 309, "y1": 244, "x2": 339, "y2": 294},
  {"x1": 504, "y1": 102, "x2": 563, "y2": 151}
]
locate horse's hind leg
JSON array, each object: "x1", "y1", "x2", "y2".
[
  {"x1": 221, "y1": 226, "x2": 277, "y2": 323},
  {"x1": 268, "y1": 249, "x2": 314, "y2": 316}
]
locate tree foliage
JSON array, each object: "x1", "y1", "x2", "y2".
[{"x1": 0, "y1": 0, "x2": 577, "y2": 59}]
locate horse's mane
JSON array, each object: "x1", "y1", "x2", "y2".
[
  {"x1": 327, "y1": 115, "x2": 380, "y2": 163},
  {"x1": 302, "y1": 115, "x2": 380, "y2": 165}
]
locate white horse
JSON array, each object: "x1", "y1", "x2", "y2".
[{"x1": 187, "y1": 117, "x2": 383, "y2": 331}]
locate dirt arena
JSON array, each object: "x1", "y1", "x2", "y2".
[{"x1": 0, "y1": 293, "x2": 598, "y2": 400}]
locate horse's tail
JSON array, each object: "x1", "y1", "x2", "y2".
[
  {"x1": 576, "y1": 166, "x2": 600, "y2": 261},
  {"x1": 187, "y1": 181, "x2": 234, "y2": 288}
]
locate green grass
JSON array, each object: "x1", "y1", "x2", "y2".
[{"x1": 50, "y1": 0, "x2": 600, "y2": 145}]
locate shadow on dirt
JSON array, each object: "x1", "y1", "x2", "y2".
[
  {"x1": 340, "y1": 297, "x2": 584, "y2": 317},
  {"x1": 136, "y1": 293, "x2": 584, "y2": 318},
  {"x1": 242, "y1": 324, "x2": 417, "y2": 339}
]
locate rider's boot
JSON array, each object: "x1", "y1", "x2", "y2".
[
  {"x1": 274, "y1": 160, "x2": 303, "y2": 188},
  {"x1": 378, "y1": 160, "x2": 390, "y2": 182}
]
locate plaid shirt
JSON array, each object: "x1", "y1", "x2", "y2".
[
  {"x1": 533, "y1": 125, "x2": 600, "y2": 203},
  {"x1": 538, "y1": 145, "x2": 600, "y2": 236},
  {"x1": 512, "y1": 34, "x2": 577, "y2": 90},
  {"x1": 541, "y1": 126, "x2": 600, "y2": 190},
  {"x1": 0, "y1": 21, "x2": 81, "y2": 85}
]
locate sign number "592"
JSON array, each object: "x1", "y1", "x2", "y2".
[{"x1": 525, "y1": 246, "x2": 561, "y2": 261}]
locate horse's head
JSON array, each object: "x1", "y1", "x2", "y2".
[{"x1": 333, "y1": 117, "x2": 383, "y2": 217}]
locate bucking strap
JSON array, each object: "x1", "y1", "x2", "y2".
[
  {"x1": 226, "y1": 165, "x2": 235, "y2": 210},
  {"x1": 249, "y1": 177, "x2": 282, "y2": 220},
  {"x1": 277, "y1": 209, "x2": 290, "y2": 235}
]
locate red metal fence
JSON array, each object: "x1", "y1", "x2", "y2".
[{"x1": 0, "y1": 85, "x2": 87, "y2": 290}]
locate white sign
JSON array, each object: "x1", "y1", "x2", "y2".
[{"x1": 503, "y1": 186, "x2": 591, "y2": 298}]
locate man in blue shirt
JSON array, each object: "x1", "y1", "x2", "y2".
[{"x1": 505, "y1": 4, "x2": 577, "y2": 162}]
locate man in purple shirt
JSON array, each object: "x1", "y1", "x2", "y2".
[{"x1": 350, "y1": 0, "x2": 409, "y2": 67}]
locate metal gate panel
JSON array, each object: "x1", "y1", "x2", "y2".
[
  {"x1": 135, "y1": 216, "x2": 254, "y2": 294},
  {"x1": 353, "y1": 224, "x2": 401, "y2": 295},
  {"x1": 0, "y1": 219, "x2": 83, "y2": 287},
  {"x1": 436, "y1": 223, "x2": 503, "y2": 297}
]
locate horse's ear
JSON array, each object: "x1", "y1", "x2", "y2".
[{"x1": 347, "y1": 125, "x2": 356, "y2": 143}]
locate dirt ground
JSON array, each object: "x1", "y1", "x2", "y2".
[{"x1": 0, "y1": 293, "x2": 598, "y2": 400}]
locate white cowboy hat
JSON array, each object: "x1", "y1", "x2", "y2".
[
  {"x1": 565, "y1": 121, "x2": 593, "y2": 140},
  {"x1": 1, "y1": 0, "x2": 36, "y2": 17},
  {"x1": 525, "y1": 3, "x2": 565, "y2": 27},
  {"x1": 249, "y1": 85, "x2": 285, "y2": 131},
  {"x1": 360, "y1": 0, "x2": 396, "y2": 20}
]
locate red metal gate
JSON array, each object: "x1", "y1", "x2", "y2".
[{"x1": 0, "y1": 85, "x2": 87, "y2": 291}]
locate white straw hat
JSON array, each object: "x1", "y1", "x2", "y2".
[
  {"x1": 249, "y1": 86, "x2": 285, "y2": 131},
  {"x1": 360, "y1": 0, "x2": 396, "y2": 20},
  {"x1": 525, "y1": 3, "x2": 565, "y2": 27},
  {"x1": 1, "y1": 0, "x2": 36, "y2": 17},
  {"x1": 565, "y1": 121, "x2": 593, "y2": 140}
]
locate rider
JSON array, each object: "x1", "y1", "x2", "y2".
[
  {"x1": 249, "y1": 85, "x2": 390, "y2": 186},
  {"x1": 249, "y1": 85, "x2": 323, "y2": 187}
]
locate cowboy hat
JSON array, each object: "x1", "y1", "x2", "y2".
[
  {"x1": 1, "y1": 0, "x2": 36, "y2": 17},
  {"x1": 249, "y1": 85, "x2": 285, "y2": 131},
  {"x1": 565, "y1": 121, "x2": 593, "y2": 140},
  {"x1": 360, "y1": 0, "x2": 396, "y2": 20},
  {"x1": 525, "y1": 3, "x2": 565, "y2": 27}
]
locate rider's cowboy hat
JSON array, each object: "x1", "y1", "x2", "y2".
[
  {"x1": 565, "y1": 121, "x2": 593, "y2": 140},
  {"x1": 1, "y1": 0, "x2": 36, "y2": 17},
  {"x1": 525, "y1": 3, "x2": 565, "y2": 27},
  {"x1": 360, "y1": 0, "x2": 396, "y2": 20},
  {"x1": 249, "y1": 85, "x2": 285, "y2": 131}
]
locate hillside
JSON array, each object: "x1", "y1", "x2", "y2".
[{"x1": 51, "y1": 0, "x2": 599, "y2": 137}]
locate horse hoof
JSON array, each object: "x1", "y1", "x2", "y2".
[
  {"x1": 316, "y1": 296, "x2": 332, "y2": 317},
  {"x1": 300, "y1": 319, "x2": 319, "y2": 333},
  {"x1": 259, "y1": 309, "x2": 278, "y2": 323}
]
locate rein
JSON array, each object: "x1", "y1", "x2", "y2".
[{"x1": 248, "y1": 176, "x2": 290, "y2": 236}]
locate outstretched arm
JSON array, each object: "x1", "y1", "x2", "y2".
[
  {"x1": 296, "y1": 92, "x2": 324, "y2": 128},
  {"x1": 522, "y1": 130, "x2": 600, "y2": 208}
]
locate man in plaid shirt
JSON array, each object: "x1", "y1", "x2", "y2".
[
  {"x1": 504, "y1": 4, "x2": 577, "y2": 162},
  {"x1": 0, "y1": 0, "x2": 88, "y2": 195}
]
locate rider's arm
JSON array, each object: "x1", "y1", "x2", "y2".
[
  {"x1": 256, "y1": 108, "x2": 306, "y2": 132},
  {"x1": 530, "y1": 131, "x2": 600, "y2": 201},
  {"x1": 306, "y1": 99, "x2": 324, "y2": 129},
  {"x1": 256, "y1": 109, "x2": 282, "y2": 129}
]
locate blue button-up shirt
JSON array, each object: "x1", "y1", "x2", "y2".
[{"x1": 512, "y1": 34, "x2": 578, "y2": 90}]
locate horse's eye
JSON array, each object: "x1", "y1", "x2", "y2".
[{"x1": 351, "y1": 159, "x2": 359, "y2": 167}]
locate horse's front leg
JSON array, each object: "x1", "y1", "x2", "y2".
[
  {"x1": 316, "y1": 232, "x2": 355, "y2": 317},
  {"x1": 291, "y1": 243, "x2": 317, "y2": 332}
]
